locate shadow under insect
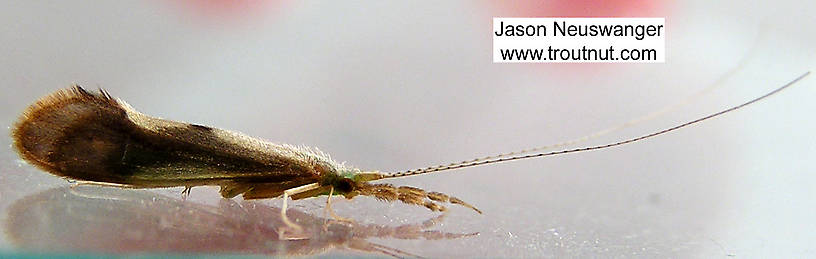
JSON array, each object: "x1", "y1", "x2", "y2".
[{"x1": 5, "y1": 186, "x2": 476, "y2": 257}]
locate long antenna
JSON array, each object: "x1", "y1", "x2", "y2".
[
  {"x1": 382, "y1": 71, "x2": 810, "y2": 179},
  {"x1": 400, "y1": 28, "x2": 765, "y2": 175},
  {"x1": 399, "y1": 53, "x2": 756, "y2": 175}
]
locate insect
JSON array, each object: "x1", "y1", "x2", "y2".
[{"x1": 11, "y1": 72, "x2": 810, "y2": 234}]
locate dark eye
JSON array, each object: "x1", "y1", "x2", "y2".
[{"x1": 336, "y1": 179, "x2": 354, "y2": 193}]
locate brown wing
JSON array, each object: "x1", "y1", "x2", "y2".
[{"x1": 12, "y1": 86, "x2": 321, "y2": 188}]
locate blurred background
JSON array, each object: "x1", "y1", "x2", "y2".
[{"x1": 1, "y1": 1, "x2": 814, "y2": 257}]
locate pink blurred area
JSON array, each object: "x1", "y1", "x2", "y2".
[
  {"x1": 162, "y1": 0, "x2": 288, "y2": 23},
  {"x1": 488, "y1": 0, "x2": 672, "y2": 17}
]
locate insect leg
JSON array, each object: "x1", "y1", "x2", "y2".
[
  {"x1": 279, "y1": 182, "x2": 321, "y2": 239},
  {"x1": 321, "y1": 186, "x2": 355, "y2": 232},
  {"x1": 325, "y1": 186, "x2": 353, "y2": 222},
  {"x1": 180, "y1": 186, "x2": 192, "y2": 200}
]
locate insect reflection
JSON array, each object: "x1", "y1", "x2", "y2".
[{"x1": 5, "y1": 186, "x2": 476, "y2": 257}]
